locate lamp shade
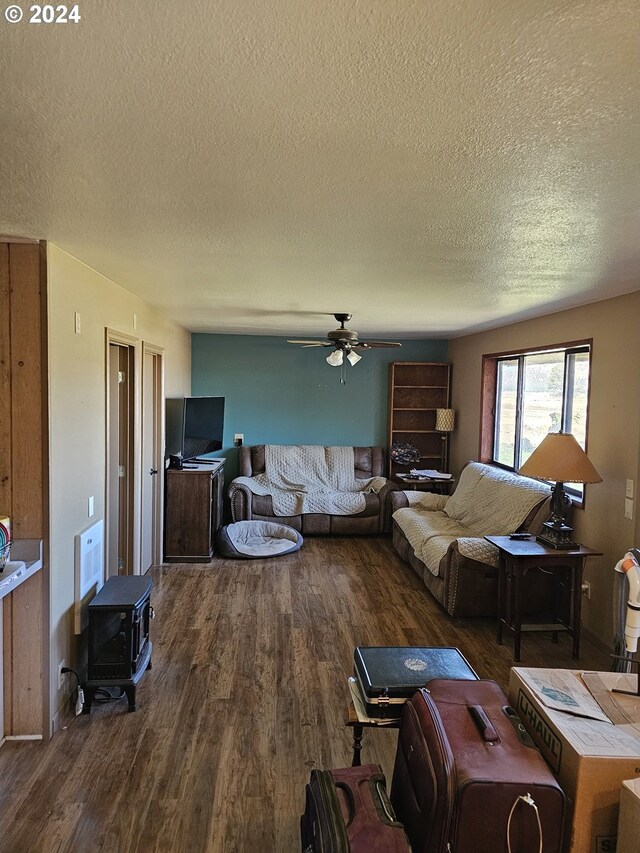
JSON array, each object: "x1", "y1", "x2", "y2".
[
  {"x1": 435, "y1": 408, "x2": 455, "y2": 432},
  {"x1": 518, "y1": 432, "x2": 602, "y2": 483},
  {"x1": 326, "y1": 349, "x2": 343, "y2": 367}
]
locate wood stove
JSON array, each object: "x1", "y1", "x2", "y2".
[{"x1": 83, "y1": 575, "x2": 153, "y2": 713}]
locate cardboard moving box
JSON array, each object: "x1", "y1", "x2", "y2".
[
  {"x1": 617, "y1": 777, "x2": 640, "y2": 853},
  {"x1": 508, "y1": 668, "x2": 640, "y2": 853}
]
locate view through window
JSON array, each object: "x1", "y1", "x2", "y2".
[{"x1": 492, "y1": 344, "x2": 591, "y2": 497}]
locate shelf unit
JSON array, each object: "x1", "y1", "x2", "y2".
[{"x1": 388, "y1": 362, "x2": 452, "y2": 478}]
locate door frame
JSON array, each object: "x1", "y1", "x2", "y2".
[
  {"x1": 141, "y1": 342, "x2": 165, "y2": 570},
  {"x1": 105, "y1": 329, "x2": 139, "y2": 576}
]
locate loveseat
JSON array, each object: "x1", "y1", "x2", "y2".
[
  {"x1": 391, "y1": 461, "x2": 553, "y2": 617},
  {"x1": 229, "y1": 445, "x2": 397, "y2": 535}
]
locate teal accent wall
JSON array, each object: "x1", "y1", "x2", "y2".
[{"x1": 191, "y1": 334, "x2": 448, "y2": 479}]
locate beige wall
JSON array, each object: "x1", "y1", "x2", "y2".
[
  {"x1": 46, "y1": 244, "x2": 191, "y2": 728},
  {"x1": 448, "y1": 291, "x2": 640, "y2": 646}
]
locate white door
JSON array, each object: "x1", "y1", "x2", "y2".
[
  {"x1": 106, "y1": 339, "x2": 135, "y2": 576},
  {"x1": 141, "y1": 347, "x2": 163, "y2": 573}
]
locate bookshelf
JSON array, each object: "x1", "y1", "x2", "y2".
[{"x1": 388, "y1": 362, "x2": 452, "y2": 479}]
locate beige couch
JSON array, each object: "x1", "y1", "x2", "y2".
[
  {"x1": 391, "y1": 461, "x2": 553, "y2": 617},
  {"x1": 230, "y1": 445, "x2": 397, "y2": 535}
]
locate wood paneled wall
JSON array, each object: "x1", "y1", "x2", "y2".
[{"x1": 0, "y1": 240, "x2": 49, "y2": 739}]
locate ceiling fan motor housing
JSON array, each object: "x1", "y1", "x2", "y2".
[{"x1": 327, "y1": 327, "x2": 358, "y2": 345}]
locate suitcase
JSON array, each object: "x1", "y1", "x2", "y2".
[
  {"x1": 390, "y1": 679, "x2": 565, "y2": 853},
  {"x1": 354, "y1": 646, "x2": 478, "y2": 719},
  {"x1": 301, "y1": 763, "x2": 411, "y2": 852}
]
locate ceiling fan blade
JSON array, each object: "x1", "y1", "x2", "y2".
[
  {"x1": 355, "y1": 341, "x2": 403, "y2": 349},
  {"x1": 286, "y1": 339, "x2": 331, "y2": 345}
]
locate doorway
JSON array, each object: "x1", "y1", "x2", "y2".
[{"x1": 106, "y1": 336, "x2": 136, "y2": 576}]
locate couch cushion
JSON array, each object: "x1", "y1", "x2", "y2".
[
  {"x1": 252, "y1": 491, "x2": 379, "y2": 519},
  {"x1": 444, "y1": 462, "x2": 549, "y2": 536},
  {"x1": 240, "y1": 444, "x2": 384, "y2": 478},
  {"x1": 393, "y1": 507, "x2": 469, "y2": 577}
]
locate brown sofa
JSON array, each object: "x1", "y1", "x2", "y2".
[
  {"x1": 391, "y1": 462, "x2": 553, "y2": 617},
  {"x1": 229, "y1": 445, "x2": 397, "y2": 535}
]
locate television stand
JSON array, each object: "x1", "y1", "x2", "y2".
[{"x1": 164, "y1": 459, "x2": 225, "y2": 561}]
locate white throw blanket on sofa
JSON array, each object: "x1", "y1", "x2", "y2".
[
  {"x1": 230, "y1": 444, "x2": 386, "y2": 516},
  {"x1": 393, "y1": 462, "x2": 550, "y2": 576}
]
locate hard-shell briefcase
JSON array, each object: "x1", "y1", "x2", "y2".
[
  {"x1": 391, "y1": 679, "x2": 565, "y2": 852},
  {"x1": 301, "y1": 763, "x2": 411, "y2": 852},
  {"x1": 354, "y1": 646, "x2": 478, "y2": 719}
]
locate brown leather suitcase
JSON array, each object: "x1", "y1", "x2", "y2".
[{"x1": 390, "y1": 679, "x2": 565, "y2": 853}]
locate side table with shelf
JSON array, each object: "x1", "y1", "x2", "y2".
[
  {"x1": 394, "y1": 474, "x2": 455, "y2": 494},
  {"x1": 486, "y1": 535, "x2": 602, "y2": 662}
]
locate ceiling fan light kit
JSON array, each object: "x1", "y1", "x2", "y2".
[{"x1": 287, "y1": 313, "x2": 402, "y2": 383}]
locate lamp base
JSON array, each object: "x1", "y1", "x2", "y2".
[{"x1": 536, "y1": 520, "x2": 579, "y2": 550}]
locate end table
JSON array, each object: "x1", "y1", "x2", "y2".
[
  {"x1": 486, "y1": 535, "x2": 602, "y2": 662},
  {"x1": 395, "y1": 475, "x2": 455, "y2": 494}
]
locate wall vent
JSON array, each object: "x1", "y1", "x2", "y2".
[{"x1": 74, "y1": 519, "x2": 104, "y2": 634}]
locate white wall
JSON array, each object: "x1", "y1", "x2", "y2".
[
  {"x1": 46, "y1": 244, "x2": 191, "y2": 727},
  {"x1": 448, "y1": 291, "x2": 640, "y2": 646}
]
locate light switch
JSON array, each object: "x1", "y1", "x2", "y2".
[
  {"x1": 234, "y1": 434, "x2": 244, "y2": 446},
  {"x1": 625, "y1": 498, "x2": 633, "y2": 520},
  {"x1": 74, "y1": 312, "x2": 81, "y2": 334},
  {"x1": 626, "y1": 479, "x2": 634, "y2": 499},
  {"x1": 88, "y1": 496, "x2": 94, "y2": 517}
]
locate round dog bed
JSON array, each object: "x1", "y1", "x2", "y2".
[{"x1": 216, "y1": 521, "x2": 303, "y2": 559}]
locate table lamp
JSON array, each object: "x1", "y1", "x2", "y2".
[
  {"x1": 518, "y1": 431, "x2": 602, "y2": 549},
  {"x1": 435, "y1": 408, "x2": 455, "y2": 471}
]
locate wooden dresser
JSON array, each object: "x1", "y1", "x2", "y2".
[{"x1": 164, "y1": 460, "x2": 225, "y2": 562}]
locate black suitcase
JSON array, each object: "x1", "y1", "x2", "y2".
[
  {"x1": 301, "y1": 763, "x2": 411, "y2": 852},
  {"x1": 354, "y1": 646, "x2": 478, "y2": 718},
  {"x1": 391, "y1": 679, "x2": 565, "y2": 852}
]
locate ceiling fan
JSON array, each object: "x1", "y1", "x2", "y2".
[{"x1": 287, "y1": 313, "x2": 402, "y2": 369}]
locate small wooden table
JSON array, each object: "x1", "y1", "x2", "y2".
[
  {"x1": 486, "y1": 535, "x2": 602, "y2": 662},
  {"x1": 395, "y1": 475, "x2": 455, "y2": 494},
  {"x1": 345, "y1": 647, "x2": 478, "y2": 765},
  {"x1": 345, "y1": 680, "x2": 401, "y2": 766}
]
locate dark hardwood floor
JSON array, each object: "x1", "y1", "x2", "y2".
[{"x1": 0, "y1": 537, "x2": 610, "y2": 852}]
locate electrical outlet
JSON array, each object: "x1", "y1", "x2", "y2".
[
  {"x1": 625, "y1": 498, "x2": 634, "y2": 520},
  {"x1": 88, "y1": 495, "x2": 94, "y2": 517},
  {"x1": 581, "y1": 581, "x2": 591, "y2": 599},
  {"x1": 58, "y1": 660, "x2": 67, "y2": 689},
  {"x1": 234, "y1": 433, "x2": 244, "y2": 447}
]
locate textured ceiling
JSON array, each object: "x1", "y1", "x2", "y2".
[{"x1": 1, "y1": 0, "x2": 638, "y2": 338}]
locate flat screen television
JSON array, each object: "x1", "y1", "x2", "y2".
[{"x1": 165, "y1": 396, "x2": 225, "y2": 461}]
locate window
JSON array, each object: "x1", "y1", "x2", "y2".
[{"x1": 483, "y1": 342, "x2": 592, "y2": 500}]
